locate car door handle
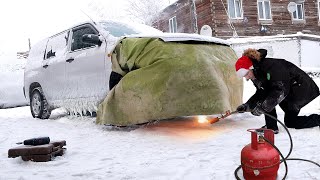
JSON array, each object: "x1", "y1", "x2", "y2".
[
  {"x1": 43, "y1": 64, "x2": 49, "y2": 68},
  {"x1": 66, "y1": 58, "x2": 74, "y2": 63}
]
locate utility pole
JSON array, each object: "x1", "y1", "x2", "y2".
[
  {"x1": 189, "y1": 0, "x2": 198, "y2": 34},
  {"x1": 28, "y1": 38, "x2": 31, "y2": 51}
]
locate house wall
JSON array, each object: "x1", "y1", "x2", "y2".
[
  {"x1": 155, "y1": 0, "x2": 320, "y2": 38},
  {"x1": 195, "y1": 0, "x2": 214, "y2": 34},
  {"x1": 301, "y1": 40, "x2": 320, "y2": 67},
  {"x1": 157, "y1": 0, "x2": 194, "y2": 33}
]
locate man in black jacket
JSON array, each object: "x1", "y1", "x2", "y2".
[{"x1": 235, "y1": 48, "x2": 320, "y2": 133}]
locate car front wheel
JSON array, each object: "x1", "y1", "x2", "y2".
[{"x1": 30, "y1": 88, "x2": 51, "y2": 119}]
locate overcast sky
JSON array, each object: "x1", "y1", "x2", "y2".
[
  {"x1": 0, "y1": 0, "x2": 177, "y2": 56},
  {"x1": 0, "y1": 0, "x2": 133, "y2": 55}
]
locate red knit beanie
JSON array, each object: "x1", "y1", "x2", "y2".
[{"x1": 235, "y1": 56, "x2": 253, "y2": 78}]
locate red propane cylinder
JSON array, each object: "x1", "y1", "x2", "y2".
[{"x1": 241, "y1": 129, "x2": 280, "y2": 180}]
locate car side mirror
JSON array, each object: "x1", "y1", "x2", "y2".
[{"x1": 82, "y1": 34, "x2": 102, "y2": 46}]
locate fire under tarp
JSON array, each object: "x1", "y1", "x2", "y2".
[{"x1": 96, "y1": 38, "x2": 242, "y2": 126}]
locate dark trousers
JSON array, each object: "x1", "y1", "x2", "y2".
[
  {"x1": 265, "y1": 100, "x2": 320, "y2": 130},
  {"x1": 109, "y1": 71, "x2": 123, "y2": 90}
]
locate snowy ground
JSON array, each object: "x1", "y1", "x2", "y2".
[{"x1": 0, "y1": 80, "x2": 319, "y2": 180}]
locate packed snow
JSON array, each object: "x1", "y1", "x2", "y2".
[
  {"x1": 1, "y1": 31, "x2": 320, "y2": 179},
  {"x1": 0, "y1": 78, "x2": 319, "y2": 180}
]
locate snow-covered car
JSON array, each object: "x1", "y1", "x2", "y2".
[
  {"x1": 24, "y1": 20, "x2": 242, "y2": 122},
  {"x1": 24, "y1": 20, "x2": 162, "y2": 118}
]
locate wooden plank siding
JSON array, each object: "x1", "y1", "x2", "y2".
[{"x1": 154, "y1": 0, "x2": 320, "y2": 38}]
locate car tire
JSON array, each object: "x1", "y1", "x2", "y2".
[{"x1": 30, "y1": 87, "x2": 51, "y2": 119}]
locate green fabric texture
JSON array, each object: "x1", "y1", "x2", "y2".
[{"x1": 97, "y1": 38, "x2": 242, "y2": 126}]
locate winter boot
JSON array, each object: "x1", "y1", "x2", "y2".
[{"x1": 261, "y1": 125, "x2": 279, "y2": 134}]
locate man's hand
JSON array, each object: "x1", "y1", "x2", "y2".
[
  {"x1": 251, "y1": 105, "x2": 265, "y2": 116},
  {"x1": 236, "y1": 104, "x2": 249, "y2": 113}
]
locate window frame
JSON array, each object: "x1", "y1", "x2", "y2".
[
  {"x1": 318, "y1": 0, "x2": 320, "y2": 21},
  {"x1": 168, "y1": 16, "x2": 177, "y2": 33},
  {"x1": 257, "y1": 0, "x2": 272, "y2": 20},
  {"x1": 291, "y1": 3, "x2": 305, "y2": 20},
  {"x1": 71, "y1": 24, "x2": 99, "y2": 52},
  {"x1": 228, "y1": 0, "x2": 243, "y2": 19}
]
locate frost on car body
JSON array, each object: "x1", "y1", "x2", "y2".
[{"x1": 24, "y1": 21, "x2": 163, "y2": 117}]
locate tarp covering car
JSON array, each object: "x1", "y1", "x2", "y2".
[{"x1": 96, "y1": 37, "x2": 242, "y2": 126}]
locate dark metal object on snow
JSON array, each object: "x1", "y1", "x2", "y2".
[
  {"x1": 16, "y1": 137, "x2": 50, "y2": 146},
  {"x1": 8, "y1": 140, "x2": 66, "y2": 162}
]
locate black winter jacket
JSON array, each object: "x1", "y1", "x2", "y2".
[{"x1": 246, "y1": 49, "x2": 320, "y2": 112}]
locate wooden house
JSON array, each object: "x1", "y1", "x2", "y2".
[{"x1": 154, "y1": 0, "x2": 320, "y2": 38}]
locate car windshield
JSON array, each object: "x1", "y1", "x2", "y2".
[{"x1": 99, "y1": 21, "x2": 162, "y2": 37}]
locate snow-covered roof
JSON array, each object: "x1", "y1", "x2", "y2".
[{"x1": 228, "y1": 32, "x2": 320, "y2": 44}]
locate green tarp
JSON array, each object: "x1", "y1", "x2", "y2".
[{"x1": 97, "y1": 38, "x2": 242, "y2": 126}]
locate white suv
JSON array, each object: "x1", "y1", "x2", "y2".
[{"x1": 24, "y1": 20, "x2": 161, "y2": 118}]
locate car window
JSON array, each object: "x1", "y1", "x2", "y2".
[
  {"x1": 45, "y1": 31, "x2": 69, "y2": 59},
  {"x1": 99, "y1": 22, "x2": 139, "y2": 37},
  {"x1": 99, "y1": 21, "x2": 162, "y2": 37},
  {"x1": 71, "y1": 25, "x2": 98, "y2": 51}
]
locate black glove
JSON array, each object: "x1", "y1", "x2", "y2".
[
  {"x1": 236, "y1": 104, "x2": 249, "y2": 113},
  {"x1": 251, "y1": 104, "x2": 265, "y2": 116}
]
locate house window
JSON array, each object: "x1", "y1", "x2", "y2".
[
  {"x1": 292, "y1": 3, "x2": 304, "y2": 20},
  {"x1": 228, "y1": 0, "x2": 243, "y2": 19},
  {"x1": 257, "y1": 0, "x2": 272, "y2": 20},
  {"x1": 318, "y1": 0, "x2": 320, "y2": 20},
  {"x1": 169, "y1": 16, "x2": 177, "y2": 33}
]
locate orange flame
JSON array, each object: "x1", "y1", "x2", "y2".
[{"x1": 197, "y1": 115, "x2": 209, "y2": 124}]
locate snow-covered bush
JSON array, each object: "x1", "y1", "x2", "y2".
[{"x1": 0, "y1": 54, "x2": 28, "y2": 108}]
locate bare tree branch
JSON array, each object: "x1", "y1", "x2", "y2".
[{"x1": 126, "y1": 0, "x2": 168, "y2": 25}]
